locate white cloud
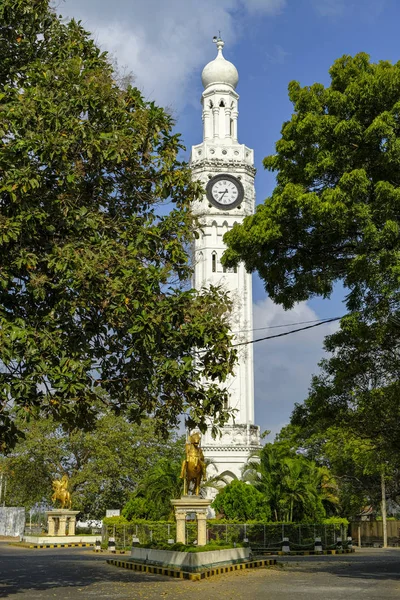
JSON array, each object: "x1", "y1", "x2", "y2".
[
  {"x1": 253, "y1": 297, "x2": 338, "y2": 437},
  {"x1": 59, "y1": 0, "x2": 286, "y2": 109}
]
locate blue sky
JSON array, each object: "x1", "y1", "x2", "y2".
[{"x1": 61, "y1": 0, "x2": 396, "y2": 437}]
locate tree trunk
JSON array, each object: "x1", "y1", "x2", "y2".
[{"x1": 381, "y1": 471, "x2": 388, "y2": 548}]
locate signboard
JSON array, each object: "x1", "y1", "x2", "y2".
[{"x1": 106, "y1": 509, "x2": 120, "y2": 518}]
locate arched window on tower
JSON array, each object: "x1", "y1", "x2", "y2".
[
  {"x1": 212, "y1": 252, "x2": 217, "y2": 273},
  {"x1": 209, "y1": 100, "x2": 213, "y2": 108},
  {"x1": 230, "y1": 119, "x2": 234, "y2": 137},
  {"x1": 219, "y1": 99, "x2": 225, "y2": 107}
]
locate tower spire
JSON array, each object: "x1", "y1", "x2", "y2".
[
  {"x1": 201, "y1": 38, "x2": 239, "y2": 142},
  {"x1": 215, "y1": 36, "x2": 224, "y2": 56}
]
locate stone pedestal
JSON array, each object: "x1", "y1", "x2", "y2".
[
  {"x1": 171, "y1": 497, "x2": 212, "y2": 547},
  {"x1": 175, "y1": 511, "x2": 186, "y2": 544},
  {"x1": 69, "y1": 517, "x2": 76, "y2": 536},
  {"x1": 58, "y1": 516, "x2": 67, "y2": 536},
  {"x1": 46, "y1": 510, "x2": 79, "y2": 537},
  {"x1": 48, "y1": 516, "x2": 56, "y2": 536}
]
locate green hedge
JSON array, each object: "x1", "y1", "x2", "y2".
[
  {"x1": 104, "y1": 516, "x2": 347, "y2": 526},
  {"x1": 321, "y1": 517, "x2": 349, "y2": 527},
  {"x1": 135, "y1": 540, "x2": 245, "y2": 552}
]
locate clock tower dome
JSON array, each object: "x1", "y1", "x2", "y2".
[{"x1": 190, "y1": 38, "x2": 261, "y2": 490}]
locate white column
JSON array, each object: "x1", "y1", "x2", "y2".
[
  {"x1": 232, "y1": 111, "x2": 238, "y2": 141},
  {"x1": 203, "y1": 109, "x2": 212, "y2": 140},
  {"x1": 69, "y1": 516, "x2": 76, "y2": 536},
  {"x1": 58, "y1": 516, "x2": 67, "y2": 536},
  {"x1": 213, "y1": 107, "x2": 219, "y2": 138},
  {"x1": 48, "y1": 516, "x2": 56, "y2": 536},
  {"x1": 175, "y1": 511, "x2": 186, "y2": 544},
  {"x1": 196, "y1": 511, "x2": 208, "y2": 546},
  {"x1": 225, "y1": 107, "x2": 231, "y2": 138}
]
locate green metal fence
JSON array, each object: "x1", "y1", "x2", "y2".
[{"x1": 102, "y1": 521, "x2": 348, "y2": 550}]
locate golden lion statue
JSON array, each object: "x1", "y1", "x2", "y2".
[
  {"x1": 180, "y1": 432, "x2": 206, "y2": 496},
  {"x1": 52, "y1": 474, "x2": 72, "y2": 509}
]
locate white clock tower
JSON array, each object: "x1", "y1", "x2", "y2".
[{"x1": 190, "y1": 38, "x2": 260, "y2": 489}]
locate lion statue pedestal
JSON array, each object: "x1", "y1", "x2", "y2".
[
  {"x1": 170, "y1": 496, "x2": 212, "y2": 546},
  {"x1": 46, "y1": 509, "x2": 80, "y2": 536}
]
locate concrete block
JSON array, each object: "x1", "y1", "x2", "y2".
[
  {"x1": 0, "y1": 507, "x2": 25, "y2": 537},
  {"x1": 131, "y1": 547, "x2": 250, "y2": 572}
]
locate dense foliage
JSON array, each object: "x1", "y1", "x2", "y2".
[
  {"x1": 292, "y1": 313, "x2": 400, "y2": 457},
  {"x1": 294, "y1": 426, "x2": 400, "y2": 518},
  {"x1": 223, "y1": 53, "x2": 400, "y2": 319},
  {"x1": 242, "y1": 438, "x2": 339, "y2": 522},
  {"x1": 212, "y1": 479, "x2": 271, "y2": 521},
  {"x1": 223, "y1": 53, "x2": 400, "y2": 510},
  {"x1": 122, "y1": 455, "x2": 184, "y2": 520},
  {"x1": 0, "y1": 0, "x2": 236, "y2": 451},
  {"x1": 0, "y1": 412, "x2": 184, "y2": 518}
]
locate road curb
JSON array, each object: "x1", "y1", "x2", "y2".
[
  {"x1": 9, "y1": 542, "x2": 95, "y2": 549},
  {"x1": 107, "y1": 557, "x2": 277, "y2": 580},
  {"x1": 253, "y1": 549, "x2": 355, "y2": 556}
]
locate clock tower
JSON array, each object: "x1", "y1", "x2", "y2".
[{"x1": 190, "y1": 38, "x2": 260, "y2": 490}]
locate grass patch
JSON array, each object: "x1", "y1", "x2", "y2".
[{"x1": 134, "y1": 541, "x2": 247, "y2": 553}]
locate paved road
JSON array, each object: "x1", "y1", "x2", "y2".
[{"x1": 1, "y1": 544, "x2": 400, "y2": 599}]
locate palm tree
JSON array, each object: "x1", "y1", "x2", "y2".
[
  {"x1": 243, "y1": 444, "x2": 339, "y2": 522},
  {"x1": 279, "y1": 457, "x2": 316, "y2": 522},
  {"x1": 135, "y1": 457, "x2": 183, "y2": 519},
  {"x1": 311, "y1": 464, "x2": 340, "y2": 516},
  {"x1": 201, "y1": 458, "x2": 229, "y2": 497},
  {"x1": 242, "y1": 444, "x2": 284, "y2": 521}
]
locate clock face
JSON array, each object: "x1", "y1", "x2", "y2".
[{"x1": 206, "y1": 174, "x2": 244, "y2": 210}]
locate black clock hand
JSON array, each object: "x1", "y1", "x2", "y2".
[{"x1": 219, "y1": 189, "x2": 228, "y2": 199}]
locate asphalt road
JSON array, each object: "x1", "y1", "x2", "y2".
[{"x1": 1, "y1": 544, "x2": 400, "y2": 599}]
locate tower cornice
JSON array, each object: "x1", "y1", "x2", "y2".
[{"x1": 191, "y1": 158, "x2": 256, "y2": 177}]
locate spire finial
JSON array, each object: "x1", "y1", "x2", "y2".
[{"x1": 212, "y1": 34, "x2": 224, "y2": 56}]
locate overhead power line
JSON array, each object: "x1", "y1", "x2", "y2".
[
  {"x1": 232, "y1": 317, "x2": 337, "y2": 335},
  {"x1": 233, "y1": 316, "x2": 343, "y2": 347}
]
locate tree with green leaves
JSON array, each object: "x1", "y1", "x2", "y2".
[
  {"x1": 0, "y1": 0, "x2": 236, "y2": 451},
  {"x1": 287, "y1": 422, "x2": 400, "y2": 546},
  {"x1": 290, "y1": 313, "x2": 400, "y2": 539},
  {"x1": 223, "y1": 52, "x2": 400, "y2": 474},
  {"x1": 123, "y1": 455, "x2": 184, "y2": 521},
  {"x1": 212, "y1": 479, "x2": 271, "y2": 521},
  {"x1": 243, "y1": 439, "x2": 338, "y2": 522},
  {"x1": 223, "y1": 53, "x2": 400, "y2": 320},
  {"x1": 292, "y1": 313, "x2": 400, "y2": 457},
  {"x1": 1, "y1": 411, "x2": 185, "y2": 518}
]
